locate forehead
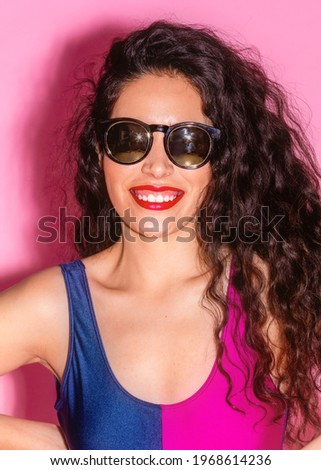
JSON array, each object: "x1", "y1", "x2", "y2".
[{"x1": 111, "y1": 73, "x2": 209, "y2": 125}]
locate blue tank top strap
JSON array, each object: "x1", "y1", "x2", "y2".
[
  {"x1": 55, "y1": 261, "x2": 79, "y2": 401},
  {"x1": 55, "y1": 259, "x2": 104, "y2": 411},
  {"x1": 59, "y1": 259, "x2": 94, "y2": 340}
]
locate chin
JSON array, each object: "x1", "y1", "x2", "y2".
[
  {"x1": 122, "y1": 224, "x2": 175, "y2": 242},
  {"x1": 122, "y1": 218, "x2": 197, "y2": 244}
]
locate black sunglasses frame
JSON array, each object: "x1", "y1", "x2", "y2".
[{"x1": 97, "y1": 117, "x2": 221, "y2": 169}]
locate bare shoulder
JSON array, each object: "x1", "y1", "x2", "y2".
[
  {"x1": 0, "y1": 264, "x2": 69, "y2": 377},
  {"x1": 1, "y1": 264, "x2": 68, "y2": 318}
]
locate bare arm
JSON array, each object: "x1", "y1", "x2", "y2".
[
  {"x1": 0, "y1": 415, "x2": 68, "y2": 450},
  {"x1": 301, "y1": 434, "x2": 321, "y2": 450},
  {"x1": 0, "y1": 267, "x2": 69, "y2": 449}
]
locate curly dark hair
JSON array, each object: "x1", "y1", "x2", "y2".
[{"x1": 70, "y1": 20, "x2": 321, "y2": 446}]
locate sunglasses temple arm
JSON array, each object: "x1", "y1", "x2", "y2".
[{"x1": 212, "y1": 128, "x2": 221, "y2": 140}]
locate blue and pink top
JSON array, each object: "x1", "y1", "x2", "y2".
[{"x1": 55, "y1": 259, "x2": 287, "y2": 449}]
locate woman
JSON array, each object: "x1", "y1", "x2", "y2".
[{"x1": 0, "y1": 21, "x2": 321, "y2": 450}]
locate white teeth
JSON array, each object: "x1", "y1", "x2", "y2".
[{"x1": 134, "y1": 191, "x2": 179, "y2": 203}]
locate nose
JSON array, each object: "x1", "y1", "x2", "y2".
[{"x1": 141, "y1": 132, "x2": 174, "y2": 178}]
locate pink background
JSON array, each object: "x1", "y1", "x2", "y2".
[{"x1": 0, "y1": 0, "x2": 320, "y2": 432}]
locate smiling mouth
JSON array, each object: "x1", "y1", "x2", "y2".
[{"x1": 129, "y1": 185, "x2": 185, "y2": 211}]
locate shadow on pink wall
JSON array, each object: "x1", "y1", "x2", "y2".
[{"x1": 1, "y1": 21, "x2": 133, "y2": 425}]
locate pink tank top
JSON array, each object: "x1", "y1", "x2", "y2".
[{"x1": 161, "y1": 260, "x2": 286, "y2": 449}]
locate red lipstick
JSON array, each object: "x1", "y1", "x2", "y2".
[{"x1": 129, "y1": 185, "x2": 184, "y2": 211}]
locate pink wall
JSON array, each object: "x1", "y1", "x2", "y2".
[{"x1": 0, "y1": 0, "x2": 320, "y2": 427}]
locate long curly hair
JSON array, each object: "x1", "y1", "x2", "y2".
[{"x1": 70, "y1": 21, "x2": 321, "y2": 446}]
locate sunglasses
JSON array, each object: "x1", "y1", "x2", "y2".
[{"x1": 97, "y1": 118, "x2": 221, "y2": 169}]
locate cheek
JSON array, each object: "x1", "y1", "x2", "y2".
[
  {"x1": 202, "y1": 162, "x2": 213, "y2": 181},
  {"x1": 103, "y1": 164, "x2": 126, "y2": 208},
  {"x1": 103, "y1": 160, "x2": 126, "y2": 189},
  {"x1": 189, "y1": 166, "x2": 212, "y2": 209},
  {"x1": 189, "y1": 164, "x2": 212, "y2": 193}
]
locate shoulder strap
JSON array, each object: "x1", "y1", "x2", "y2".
[
  {"x1": 59, "y1": 259, "x2": 94, "y2": 337},
  {"x1": 56, "y1": 259, "x2": 104, "y2": 408}
]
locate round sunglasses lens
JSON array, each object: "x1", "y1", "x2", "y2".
[
  {"x1": 106, "y1": 122, "x2": 148, "y2": 163},
  {"x1": 168, "y1": 126, "x2": 211, "y2": 167}
]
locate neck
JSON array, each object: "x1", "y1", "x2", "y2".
[{"x1": 106, "y1": 225, "x2": 211, "y2": 293}]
